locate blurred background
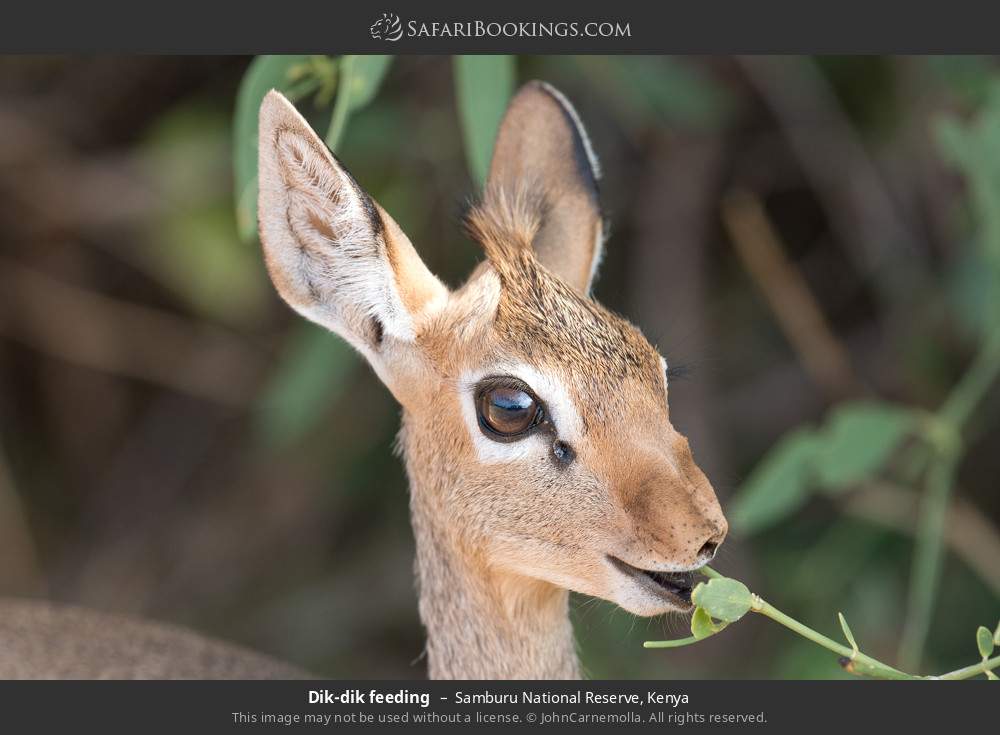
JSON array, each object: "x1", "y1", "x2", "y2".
[{"x1": 0, "y1": 55, "x2": 998, "y2": 679}]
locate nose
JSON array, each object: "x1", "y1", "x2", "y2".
[
  {"x1": 696, "y1": 525, "x2": 726, "y2": 563},
  {"x1": 698, "y1": 539, "x2": 720, "y2": 561}
]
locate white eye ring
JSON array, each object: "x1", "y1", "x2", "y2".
[{"x1": 459, "y1": 363, "x2": 584, "y2": 464}]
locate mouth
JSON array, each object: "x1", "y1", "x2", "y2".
[{"x1": 606, "y1": 555, "x2": 697, "y2": 611}]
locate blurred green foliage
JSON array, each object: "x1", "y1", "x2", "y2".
[
  {"x1": 730, "y1": 402, "x2": 919, "y2": 534},
  {"x1": 937, "y1": 82, "x2": 1000, "y2": 332},
  {"x1": 454, "y1": 56, "x2": 515, "y2": 184},
  {"x1": 325, "y1": 55, "x2": 394, "y2": 150},
  {"x1": 727, "y1": 69, "x2": 1000, "y2": 676}
]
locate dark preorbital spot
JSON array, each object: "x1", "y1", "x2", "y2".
[{"x1": 552, "y1": 440, "x2": 575, "y2": 467}]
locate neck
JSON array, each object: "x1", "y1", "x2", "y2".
[
  {"x1": 402, "y1": 424, "x2": 580, "y2": 679},
  {"x1": 410, "y1": 506, "x2": 580, "y2": 679}
]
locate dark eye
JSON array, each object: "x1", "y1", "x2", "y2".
[{"x1": 476, "y1": 382, "x2": 543, "y2": 440}]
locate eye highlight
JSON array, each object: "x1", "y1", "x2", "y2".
[{"x1": 475, "y1": 377, "x2": 544, "y2": 441}]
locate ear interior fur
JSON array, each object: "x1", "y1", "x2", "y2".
[
  {"x1": 475, "y1": 81, "x2": 604, "y2": 295},
  {"x1": 257, "y1": 90, "x2": 447, "y2": 366}
]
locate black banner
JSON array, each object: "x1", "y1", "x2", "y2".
[
  {"x1": 1, "y1": 0, "x2": 1000, "y2": 53},
  {"x1": 0, "y1": 680, "x2": 991, "y2": 733}
]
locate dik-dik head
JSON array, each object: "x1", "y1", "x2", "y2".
[{"x1": 258, "y1": 82, "x2": 727, "y2": 617}]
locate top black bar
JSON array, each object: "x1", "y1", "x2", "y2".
[{"x1": 2, "y1": 0, "x2": 1000, "y2": 54}]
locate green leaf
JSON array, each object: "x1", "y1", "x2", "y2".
[
  {"x1": 977, "y1": 625, "x2": 995, "y2": 660},
  {"x1": 690, "y1": 607, "x2": 726, "y2": 640},
  {"x1": 815, "y1": 402, "x2": 917, "y2": 491},
  {"x1": 838, "y1": 612, "x2": 859, "y2": 655},
  {"x1": 233, "y1": 55, "x2": 312, "y2": 243},
  {"x1": 947, "y1": 246, "x2": 999, "y2": 339},
  {"x1": 925, "y1": 57, "x2": 997, "y2": 108},
  {"x1": 728, "y1": 427, "x2": 823, "y2": 535},
  {"x1": 140, "y1": 102, "x2": 269, "y2": 327},
  {"x1": 454, "y1": 55, "x2": 516, "y2": 184},
  {"x1": 934, "y1": 82, "x2": 1000, "y2": 325},
  {"x1": 326, "y1": 55, "x2": 394, "y2": 151},
  {"x1": 256, "y1": 323, "x2": 357, "y2": 448},
  {"x1": 691, "y1": 578, "x2": 753, "y2": 623},
  {"x1": 994, "y1": 619, "x2": 1000, "y2": 645}
]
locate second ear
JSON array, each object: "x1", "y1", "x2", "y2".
[{"x1": 486, "y1": 81, "x2": 604, "y2": 294}]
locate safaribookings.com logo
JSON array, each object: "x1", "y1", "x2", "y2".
[
  {"x1": 370, "y1": 13, "x2": 404, "y2": 41},
  {"x1": 369, "y1": 13, "x2": 631, "y2": 41}
]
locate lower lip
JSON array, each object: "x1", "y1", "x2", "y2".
[{"x1": 607, "y1": 556, "x2": 695, "y2": 610}]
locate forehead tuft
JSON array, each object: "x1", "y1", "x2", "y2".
[{"x1": 492, "y1": 253, "x2": 664, "y2": 414}]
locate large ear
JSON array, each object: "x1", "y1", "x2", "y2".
[
  {"x1": 257, "y1": 90, "x2": 447, "y2": 384},
  {"x1": 486, "y1": 81, "x2": 603, "y2": 294}
]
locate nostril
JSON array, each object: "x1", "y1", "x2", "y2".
[{"x1": 698, "y1": 540, "x2": 719, "y2": 560}]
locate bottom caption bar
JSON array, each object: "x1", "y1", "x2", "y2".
[{"x1": 0, "y1": 680, "x2": 991, "y2": 732}]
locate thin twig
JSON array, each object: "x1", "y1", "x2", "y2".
[
  {"x1": 750, "y1": 595, "x2": 916, "y2": 680},
  {"x1": 939, "y1": 328, "x2": 1000, "y2": 432},
  {"x1": 898, "y1": 457, "x2": 959, "y2": 671},
  {"x1": 0, "y1": 257, "x2": 266, "y2": 406},
  {"x1": 722, "y1": 188, "x2": 864, "y2": 400},
  {"x1": 898, "y1": 326, "x2": 1000, "y2": 669},
  {"x1": 647, "y1": 567, "x2": 1000, "y2": 680},
  {"x1": 737, "y1": 55, "x2": 922, "y2": 307}
]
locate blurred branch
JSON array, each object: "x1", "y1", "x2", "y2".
[
  {"x1": 737, "y1": 56, "x2": 922, "y2": 306},
  {"x1": 722, "y1": 188, "x2": 864, "y2": 400},
  {"x1": 844, "y1": 482, "x2": 1000, "y2": 598},
  {"x1": 0, "y1": 108, "x2": 165, "y2": 230},
  {"x1": 898, "y1": 456, "x2": 958, "y2": 671},
  {"x1": 0, "y1": 257, "x2": 266, "y2": 406},
  {"x1": 939, "y1": 328, "x2": 1000, "y2": 434}
]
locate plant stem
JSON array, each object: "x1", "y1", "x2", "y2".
[
  {"x1": 750, "y1": 596, "x2": 918, "y2": 680},
  {"x1": 701, "y1": 565, "x2": 724, "y2": 580},
  {"x1": 645, "y1": 573, "x2": 1000, "y2": 679},
  {"x1": 898, "y1": 456, "x2": 958, "y2": 671},
  {"x1": 936, "y1": 653, "x2": 1000, "y2": 680},
  {"x1": 938, "y1": 328, "x2": 1000, "y2": 431},
  {"x1": 644, "y1": 636, "x2": 703, "y2": 649},
  {"x1": 895, "y1": 328, "x2": 1000, "y2": 671}
]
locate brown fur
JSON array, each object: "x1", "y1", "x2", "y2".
[
  {"x1": 0, "y1": 83, "x2": 726, "y2": 681},
  {"x1": 0, "y1": 600, "x2": 306, "y2": 679},
  {"x1": 256, "y1": 82, "x2": 727, "y2": 679}
]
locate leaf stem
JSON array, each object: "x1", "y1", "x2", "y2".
[
  {"x1": 750, "y1": 596, "x2": 918, "y2": 679},
  {"x1": 647, "y1": 591, "x2": 1000, "y2": 678},
  {"x1": 647, "y1": 567, "x2": 1000, "y2": 679},
  {"x1": 643, "y1": 636, "x2": 704, "y2": 649},
  {"x1": 935, "y1": 653, "x2": 1000, "y2": 680}
]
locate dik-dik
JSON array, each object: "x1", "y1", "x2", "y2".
[{"x1": 0, "y1": 81, "x2": 726, "y2": 679}]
